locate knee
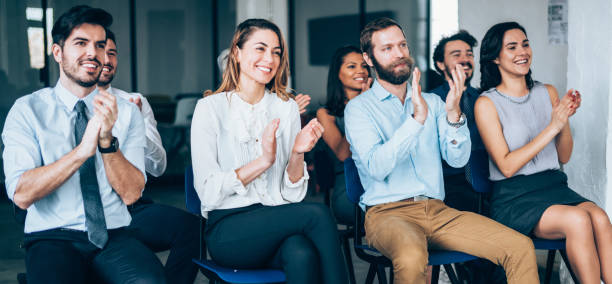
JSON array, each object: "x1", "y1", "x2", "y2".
[
  {"x1": 564, "y1": 208, "x2": 593, "y2": 235},
  {"x1": 507, "y1": 234, "x2": 536, "y2": 259},
  {"x1": 393, "y1": 247, "x2": 428, "y2": 274},
  {"x1": 588, "y1": 207, "x2": 612, "y2": 232},
  {"x1": 282, "y1": 235, "x2": 318, "y2": 266}
]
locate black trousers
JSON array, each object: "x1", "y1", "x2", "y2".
[
  {"x1": 128, "y1": 198, "x2": 200, "y2": 284},
  {"x1": 205, "y1": 202, "x2": 349, "y2": 284},
  {"x1": 25, "y1": 228, "x2": 166, "y2": 284}
]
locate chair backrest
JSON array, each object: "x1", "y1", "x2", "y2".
[
  {"x1": 173, "y1": 97, "x2": 199, "y2": 126},
  {"x1": 467, "y1": 149, "x2": 493, "y2": 193},
  {"x1": 184, "y1": 166, "x2": 201, "y2": 215},
  {"x1": 344, "y1": 157, "x2": 364, "y2": 205}
]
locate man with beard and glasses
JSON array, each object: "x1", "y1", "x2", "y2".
[
  {"x1": 344, "y1": 18, "x2": 539, "y2": 284},
  {"x1": 2, "y1": 6, "x2": 165, "y2": 284},
  {"x1": 98, "y1": 29, "x2": 200, "y2": 284}
]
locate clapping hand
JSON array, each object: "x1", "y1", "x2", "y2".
[
  {"x1": 129, "y1": 96, "x2": 143, "y2": 112},
  {"x1": 551, "y1": 89, "x2": 581, "y2": 132},
  {"x1": 292, "y1": 118, "x2": 324, "y2": 154},
  {"x1": 94, "y1": 89, "x2": 118, "y2": 146},
  {"x1": 295, "y1": 94, "x2": 311, "y2": 114},
  {"x1": 444, "y1": 64, "x2": 466, "y2": 122},
  {"x1": 261, "y1": 119, "x2": 280, "y2": 165},
  {"x1": 411, "y1": 67, "x2": 428, "y2": 124}
]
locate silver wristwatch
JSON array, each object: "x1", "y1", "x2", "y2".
[{"x1": 446, "y1": 113, "x2": 466, "y2": 128}]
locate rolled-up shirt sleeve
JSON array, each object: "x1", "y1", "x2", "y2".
[
  {"x1": 344, "y1": 98, "x2": 424, "y2": 182},
  {"x1": 434, "y1": 97, "x2": 471, "y2": 168},
  {"x1": 280, "y1": 103, "x2": 308, "y2": 202},
  {"x1": 136, "y1": 95, "x2": 167, "y2": 177},
  {"x1": 119, "y1": 103, "x2": 148, "y2": 186},
  {"x1": 191, "y1": 100, "x2": 247, "y2": 212},
  {"x1": 2, "y1": 102, "x2": 41, "y2": 201}
]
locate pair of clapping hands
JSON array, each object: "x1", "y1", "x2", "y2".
[
  {"x1": 77, "y1": 89, "x2": 118, "y2": 158},
  {"x1": 411, "y1": 65, "x2": 467, "y2": 125}
]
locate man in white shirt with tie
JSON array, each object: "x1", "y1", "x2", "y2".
[
  {"x1": 2, "y1": 6, "x2": 166, "y2": 283},
  {"x1": 97, "y1": 29, "x2": 200, "y2": 284}
]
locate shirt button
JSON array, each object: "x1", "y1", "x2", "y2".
[
  {"x1": 256, "y1": 138, "x2": 259, "y2": 142},
  {"x1": 451, "y1": 139, "x2": 457, "y2": 145}
]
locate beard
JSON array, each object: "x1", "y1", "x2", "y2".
[
  {"x1": 443, "y1": 62, "x2": 473, "y2": 86},
  {"x1": 61, "y1": 57, "x2": 102, "y2": 88},
  {"x1": 98, "y1": 66, "x2": 115, "y2": 87},
  {"x1": 371, "y1": 54, "x2": 414, "y2": 85}
]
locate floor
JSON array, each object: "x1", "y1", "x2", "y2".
[{"x1": 0, "y1": 176, "x2": 560, "y2": 284}]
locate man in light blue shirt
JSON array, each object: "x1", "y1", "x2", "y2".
[
  {"x1": 344, "y1": 18, "x2": 539, "y2": 283},
  {"x1": 2, "y1": 5, "x2": 165, "y2": 284}
]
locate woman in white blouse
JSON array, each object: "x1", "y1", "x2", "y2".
[{"x1": 191, "y1": 19, "x2": 349, "y2": 284}]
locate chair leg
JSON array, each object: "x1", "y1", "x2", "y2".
[
  {"x1": 365, "y1": 264, "x2": 377, "y2": 284},
  {"x1": 559, "y1": 250, "x2": 579, "y2": 284},
  {"x1": 376, "y1": 264, "x2": 388, "y2": 284},
  {"x1": 388, "y1": 268, "x2": 394, "y2": 284},
  {"x1": 544, "y1": 250, "x2": 556, "y2": 284},
  {"x1": 431, "y1": 265, "x2": 440, "y2": 284},
  {"x1": 341, "y1": 234, "x2": 356, "y2": 284},
  {"x1": 443, "y1": 264, "x2": 462, "y2": 284}
]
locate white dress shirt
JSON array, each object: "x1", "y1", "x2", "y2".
[
  {"x1": 2, "y1": 81, "x2": 146, "y2": 233},
  {"x1": 191, "y1": 91, "x2": 309, "y2": 217},
  {"x1": 108, "y1": 86, "x2": 167, "y2": 177}
]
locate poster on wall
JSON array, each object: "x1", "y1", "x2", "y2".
[{"x1": 548, "y1": 0, "x2": 568, "y2": 44}]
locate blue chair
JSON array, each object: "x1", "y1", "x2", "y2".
[
  {"x1": 184, "y1": 166, "x2": 286, "y2": 284},
  {"x1": 344, "y1": 158, "x2": 478, "y2": 284},
  {"x1": 467, "y1": 149, "x2": 579, "y2": 284}
]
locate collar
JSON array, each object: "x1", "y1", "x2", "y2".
[
  {"x1": 55, "y1": 80, "x2": 98, "y2": 113},
  {"x1": 371, "y1": 79, "x2": 412, "y2": 102}
]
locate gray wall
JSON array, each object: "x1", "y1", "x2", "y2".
[
  {"x1": 134, "y1": 0, "x2": 214, "y2": 97},
  {"x1": 293, "y1": 0, "x2": 428, "y2": 110}
]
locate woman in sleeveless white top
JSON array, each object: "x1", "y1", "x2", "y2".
[{"x1": 474, "y1": 22, "x2": 612, "y2": 283}]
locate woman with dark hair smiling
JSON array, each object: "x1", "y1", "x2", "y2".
[
  {"x1": 475, "y1": 21, "x2": 612, "y2": 284},
  {"x1": 191, "y1": 19, "x2": 348, "y2": 284},
  {"x1": 316, "y1": 45, "x2": 371, "y2": 225}
]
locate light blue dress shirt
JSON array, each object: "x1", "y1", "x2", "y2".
[
  {"x1": 344, "y1": 80, "x2": 471, "y2": 210},
  {"x1": 2, "y1": 81, "x2": 146, "y2": 233}
]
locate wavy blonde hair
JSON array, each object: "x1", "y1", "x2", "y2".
[{"x1": 207, "y1": 18, "x2": 291, "y2": 101}]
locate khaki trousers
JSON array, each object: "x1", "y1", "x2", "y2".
[{"x1": 364, "y1": 199, "x2": 539, "y2": 284}]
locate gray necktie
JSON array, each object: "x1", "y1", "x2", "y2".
[{"x1": 75, "y1": 101, "x2": 108, "y2": 249}]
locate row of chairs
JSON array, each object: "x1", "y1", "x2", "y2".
[{"x1": 184, "y1": 149, "x2": 579, "y2": 284}]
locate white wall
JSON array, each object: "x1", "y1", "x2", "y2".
[
  {"x1": 564, "y1": 0, "x2": 611, "y2": 210},
  {"x1": 458, "y1": 0, "x2": 568, "y2": 92},
  {"x1": 564, "y1": 3, "x2": 612, "y2": 281}
]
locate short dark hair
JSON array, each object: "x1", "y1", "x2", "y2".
[
  {"x1": 480, "y1": 21, "x2": 534, "y2": 92},
  {"x1": 325, "y1": 46, "x2": 369, "y2": 117},
  {"x1": 360, "y1": 17, "x2": 404, "y2": 57},
  {"x1": 106, "y1": 29, "x2": 116, "y2": 44},
  {"x1": 432, "y1": 30, "x2": 477, "y2": 75},
  {"x1": 52, "y1": 5, "x2": 113, "y2": 47}
]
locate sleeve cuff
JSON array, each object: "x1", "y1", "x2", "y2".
[
  {"x1": 446, "y1": 123, "x2": 469, "y2": 148},
  {"x1": 283, "y1": 162, "x2": 309, "y2": 188},
  {"x1": 221, "y1": 170, "x2": 248, "y2": 195}
]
